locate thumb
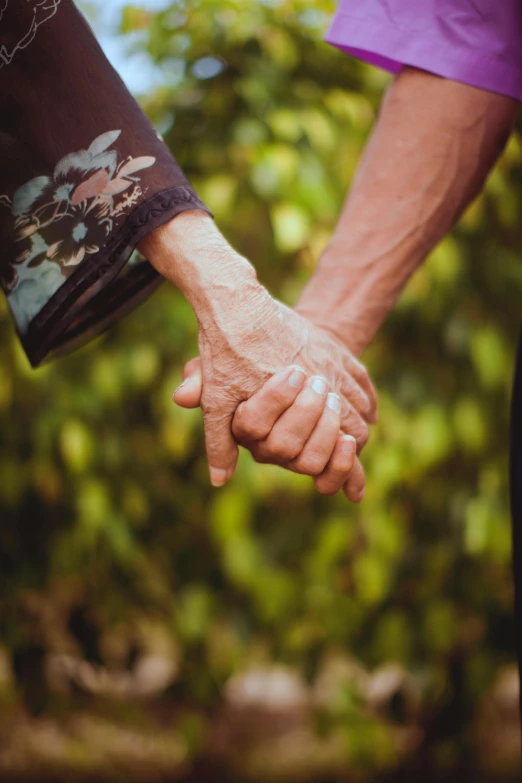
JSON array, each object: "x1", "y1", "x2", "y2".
[
  {"x1": 173, "y1": 356, "x2": 203, "y2": 409},
  {"x1": 202, "y1": 403, "x2": 239, "y2": 487}
]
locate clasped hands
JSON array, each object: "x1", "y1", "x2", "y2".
[
  {"x1": 175, "y1": 347, "x2": 375, "y2": 501},
  {"x1": 140, "y1": 212, "x2": 378, "y2": 502}
]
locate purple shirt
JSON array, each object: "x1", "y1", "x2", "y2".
[{"x1": 326, "y1": 0, "x2": 522, "y2": 101}]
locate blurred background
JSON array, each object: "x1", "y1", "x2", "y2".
[{"x1": 0, "y1": 0, "x2": 521, "y2": 780}]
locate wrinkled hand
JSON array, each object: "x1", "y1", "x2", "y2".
[
  {"x1": 175, "y1": 272, "x2": 377, "y2": 498},
  {"x1": 175, "y1": 355, "x2": 371, "y2": 501},
  {"x1": 138, "y1": 211, "x2": 376, "y2": 498}
]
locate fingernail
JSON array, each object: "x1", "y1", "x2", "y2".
[
  {"x1": 356, "y1": 488, "x2": 365, "y2": 502},
  {"x1": 341, "y1": 435, "x2": 356, "y2": 454},
  {"x1": 173, "y1": 378, "x2": 189, "y2": 396},
  {"x1": 311, "y1": 376, "x2": 327, "y2": 396},
  {"x1": 288, "y1": 366, "x2": 306, "y2": 389},
  {"x1": 210, "y1": 466, "x2": 228, "y2": 487},
  {"x1": 326, "y1": 392, "x2": 341, "y2": 414}
]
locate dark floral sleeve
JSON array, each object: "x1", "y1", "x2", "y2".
[{"x1": 0, "y1": 0, "x2": 210, "y2": 367}]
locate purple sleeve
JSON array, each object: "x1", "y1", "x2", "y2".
[{"x1": 326, "y1": 0, "x2": 522, "y2": 101}]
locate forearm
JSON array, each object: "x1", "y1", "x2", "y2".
[
  {"x1": 295, "y1": 67, "x2": 520, "y2": 356},
  {"x1": 138, "y1": 210, "x2": 274, "y2": 334}
]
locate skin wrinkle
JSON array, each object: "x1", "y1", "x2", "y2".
[
  {"x1": 304, "y1": 94, "x2": 495, "y2": 349},
  {"x1": 137, "y1": 68, "x2": 518, "y2": 496},
  {"x1": 295, "y1": 67, "x2": 520, "y2": 357},
  {"x1": 350, "y1": 112, "x2": 462, "y2": 266},
  {"x1": 199, "y1": 286, "x2": 306, "y2": 382},
  {"x1": 138, "y1": 209, "x2": 377, "y2": 486}
]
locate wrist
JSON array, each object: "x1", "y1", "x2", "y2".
[
  {"x1": 295, "y1": 260, "x2": 376, "y2": 358},
  {"x1": 294, "y1": 300, "x2": 366, "y2": 358},
  {"x1": 138, "y1": 209, "x2": 260, "y2": 315}
]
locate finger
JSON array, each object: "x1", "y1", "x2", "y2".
[
  {"x1": 345, "y1": 355, "x2": 379, "y2": 423},
  {"x1": 202, "y1": 402, "x2": 239, "y2": 487},
  {"x1": 343, "y1": 454, "x2": 366, "y2": 503},
  {"x1": 337, "y1": 370, "x2": 375, "y2": 427},
  {"x1": 255, "y1": 375, "x2": 329, "y2": 463},
  {"x1": 339, "y1": 402, "x2": 369, "y2": 453},
  {"x1": 173, "y1": 356, "x2": 203, "y2": 409},
  {"x1": 286, "y1": 392, "x2": 341, "y2": 475},
  {"x1": 313, "y1": 433, "x2": 357, "y2": 496},
  {"x1": 232, "y1": 365, "x2": 307, "y2": 443}
]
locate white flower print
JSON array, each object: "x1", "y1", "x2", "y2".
[
  {"x1": 0, "y1": 129, "x2": 156, "y2": 332},
  {"x1": 8, "y1": 255, "x2": 66, "y2": 334},
  {"x1": 0, "y1": 1, "x2": 62, "y2": 69}
]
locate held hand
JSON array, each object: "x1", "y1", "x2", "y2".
[
  {"x1": 175, "y1": 356, "x2": 369, "y2": 502},
  {"x1": 138, "y1": 212, "x2": 376, "y2": 494},
  {"x1": 194, "y1": 282, "x2": 376, "y2": 490}
]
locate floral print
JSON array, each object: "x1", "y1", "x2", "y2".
[
  {"x1": 7, "y1": 257, "x2": 66, "y2": 334},
  {"x1": 0, "y1": 0, "x2": 210, "y2": 366},
  {"x1": 0, "y1": 130, "x2": 156, "y2": 333},
  {"x1": 0, "y1": 1, "x2": 62, "y2": 69}
]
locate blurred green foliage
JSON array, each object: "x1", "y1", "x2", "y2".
[{"x1": 0, "y1": 0, "x2": 521, "y2": 779}]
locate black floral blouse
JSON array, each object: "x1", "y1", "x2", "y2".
[{"x1": 0, "y1": 0, "x2": 210, "y2": 366}]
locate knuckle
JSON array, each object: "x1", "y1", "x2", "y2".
[
  {"x1": 251, "y1": 448, "x2": 269, "y2": 464},
  {"x1": 251, "y1": 423, "x2": 272, "y2": 441},
  {"x1": 330, "y1": 460, "x2": 353, "y2": 481},
  {"x1": 264, "y1": 385, "x2": 291, "y2": 409},
  {"x1": 343, "y1": 411, "x2": 369, "y2": 450},
  {"x1": 294, "y1": 391, "x2": 321, "y2": 413},
  {"x1": 238, "y1": 411, "x2": 270, "y2": 441},
  {"x1": 266, "y1": 431, "x2": 303, "y2": 461},
  {"x1": 350, "y1": 472, "x2": 365, "y2": 492},
  {"x1": 359, "y1": 365, "x2": 371, "y2": 386},
  {"x1": 347, "y1": 485, "x2": 364, "y2": 502},
  {"x1": 345, "y1": 474, "x2": 365, "y2": 498},
  {"x1": 343, "y1": 380, "x2": 370, "y2": 418},
  {"x1": 253, "y1": 440, "x2": 275, "y2": 462},
  {"x1": 253, "y1": 440, "x2": 270, "y2": 460},
  {"x1": 356, "y1": 390, "x2": 371, "y2": 418},
  {"x1": 232, "y1": 403, "x2": 247, "y2": 433},
  {"x1": 294, "y1": 452, "x2": 328, "y2": 476},
  {"x1": 331, "y1": 455, "x2": 354, "y2": 477},
  {"x1": 314, "y1": 477, "x2": 339, "y2": 496},
  {"x1": 352, "y1": 357, "x2": 372, "y2": 388},
  {"x1": 357, "y1": 424, "x2": 369, "y2": 449}
]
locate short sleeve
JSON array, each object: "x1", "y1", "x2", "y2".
[
  {"x1": 0, "y1": 0, "x2": 211, "y2": 367},
  {"x1": 326, "y1": 0, "x2": 522, "y2": 101}
]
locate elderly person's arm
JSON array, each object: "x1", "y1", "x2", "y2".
[
  {"x1": 178, "y1": 68, "x2": 519, "y2": 499},
  {"x1": 295, "y1": 67, "x2": 520, "y2": 355},
  {"x1": 174, "y1": 0, "x2": 522, "y2": 499},
  {"x1": 297, "y1": 0, "x2": 522, "y2": 351},
  {"x1": 139, "y1": 211, "x2": 376, "y2": 492},
  {"x1": 0, "y1": 1, "x2": 376, "y2": 490}
]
